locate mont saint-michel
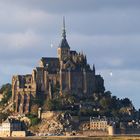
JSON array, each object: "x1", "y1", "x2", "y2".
[
  {"x1": 0, "y1": 19, "x2": 140, "y2": 139},
  {"x1": 12, "y1": 19, "x2": 104, "y2": 114}
]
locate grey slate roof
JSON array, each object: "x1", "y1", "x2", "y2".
[
  {"x1": 70, "y1": 50, "x2": 77, "y2": 55},
  {"x1": 41, "y1": 57, "x2": 59, "y2": 65},
  {"x1": 59, "y1": 38, "x2": 70, "y2": 49}
]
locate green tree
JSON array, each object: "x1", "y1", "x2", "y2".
[
  {"x1": 30, "y1": 117, "x2": 40, "y2": 126},
  {"x1": 0, "y1": 83, "x2": 12, "y2": 106},
  {"x1": 121, "y1": 98, "x2": 132, "y2": 107},
  {"x1": 27, "y1": 114, "x2": 40, "y2": 126},
  {"x1": 99, "y1": 97, "x2": 111, "y2": 109},
  {"x1": 0, "y1": 113, "x2": 8, "y2": 123}
]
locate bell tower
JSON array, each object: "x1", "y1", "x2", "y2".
[{"x1": 57, "y1": 17, "x2": 70, "y2": 61}]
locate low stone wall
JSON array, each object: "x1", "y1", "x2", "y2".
[
  {"x1": 41, "y1": 111, "x2": 62, "y2": 119},
  {"x1": 12, "y1": 131, "x2": 26, "y2": 137},
  {"x1": 115, "y1": 128, "x2": 140, "y2": 135},
  {"x1": 0, "y1": 131, "x2": 11, "y2": 137},
  {"x1": 83, "y1": 130, "x2": 108, "y2": 136}
]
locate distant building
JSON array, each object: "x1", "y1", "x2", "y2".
[
  {"x1": 81, "y1": 116, "x2": 115, "y2": 136},
  {"x1": 0, "y1": 118, "x2": 23, "y2": 137},
  {"x1": 0, "y1": 119, "x2": 11, "y2": 137},
  {"x1": 12, "y1": 18, "x2": 105, "y2": 114},
  {"x1": 90, "y1": 116, "x2": 108, "y2": 131}
]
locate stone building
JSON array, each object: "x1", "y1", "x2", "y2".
[
  {"x1": 12, "y1": 18, "x2": 105, "y2": 114},
  {"x1": 90, "y1": 116, "x2": 108, "y2": 131},
  {"x1": 0, "y1": 118, "x2": 22, "y2": 137}
]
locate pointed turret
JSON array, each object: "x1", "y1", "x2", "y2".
[
  {"x1": 93, "y1": 64, "x2": 95, "y2": 75},
  {"x1": 59, "y1": 16, "x2": 70, "y2": 49},
  {"x1": 57, "y1": 17, "x2": 70, "y2": 60}
]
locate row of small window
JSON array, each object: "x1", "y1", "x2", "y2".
[
  {"x1": 91, "y1": 125, "x2": 107, "y2": 128},
  {"x1": 0, "y1": 130, "x2": 10, "y2": 132},
  {"x1": 90, "y1": 122, "x2": 107, "y2": 125},
  {"x1": 61, "y1": 50, "x2": 69, "y2": 54},
  {"x1": 90, "y1": 124, "x2": 107, "y2": 128},
  {"x1": 91, "y1": 122, "x2": 107, "y2": 125}
]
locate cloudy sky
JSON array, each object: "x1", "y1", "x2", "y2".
[{"x1": 0, "y1": 0, "x2": 140, "y2": 108}]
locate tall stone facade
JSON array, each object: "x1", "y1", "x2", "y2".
[{"x1": 12, "y1": 19, "x2": 105, "y2": 114}]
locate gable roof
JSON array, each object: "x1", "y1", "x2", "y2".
[{"x1": 3, "y1": 118, "x2": 10, "y2": 123}]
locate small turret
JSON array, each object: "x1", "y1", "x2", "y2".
[
  {"x1": 84, "y1": 55, "x2": 87, "y2": 64},
  {"x1": 93, "y1": 64, "x2": 95, "y2": 75}
]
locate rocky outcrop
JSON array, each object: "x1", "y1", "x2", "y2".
[{"x1": 33, "y1": 111, "x2": 74, "y2": 134}]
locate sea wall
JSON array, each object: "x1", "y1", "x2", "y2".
[{"x1": 116, "y1": 128, "x2": 140, "y2": 135}]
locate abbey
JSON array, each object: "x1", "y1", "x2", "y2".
[{"x1": 12, "y1": 19, "x2": 105, "y2": 114}]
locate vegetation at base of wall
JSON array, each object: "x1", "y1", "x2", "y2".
[
  {"x1": 41, "y1": 91, "x2": 135, "y2": 121},
  {"x1": 26, "y1": 114, "x2": 40, "y2": 126},
  {"x1": 42, "y1": 92, "x2": 77, "y2": 111},
  {"x1": 30, "y1": 117, "x2": 40, "y2": 126},
  {"x1": 0, "y1": 112, "x2": 9, "y2": 123},
  {"x1": 0, "y1": 83, "x2": 136, "y2": 122}
]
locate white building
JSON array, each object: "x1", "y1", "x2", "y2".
[
  {"x1": 0, "y1": 118, "x2": 11, "y2": 137},
  {"x1": 90, "y1": 116, "x2": 108, "y2": 131},
  {"x1": 0, "y1": 118, "x2": 22, "y2": 137}
]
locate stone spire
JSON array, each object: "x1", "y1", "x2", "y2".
[
  {"x1": 58, "y1": 17, "x2": 70, "y2": 49},
  {"x1": 93, "y1": 64, "x2": 95, "y2": 75},
  {"x1": 62, "y1": 16, "x2": 66, "y2": 39}
]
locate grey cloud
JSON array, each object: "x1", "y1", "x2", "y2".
[
  {"x1": 2, "y1": 0, "x2": 140, "y2": 13},
  {"x1": 0, "y1": 0, "x2": 140, "y2": 36},
  {"x1": 0, "y1": 0, "x2": 139, "y2": 108},
  {"x1": 68, "y1": 34, "x2": 140, "y2": 70}
]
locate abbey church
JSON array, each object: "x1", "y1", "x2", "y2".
[{"x1": 12, "y1": 19, "x2": 105, "y2": 114}]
